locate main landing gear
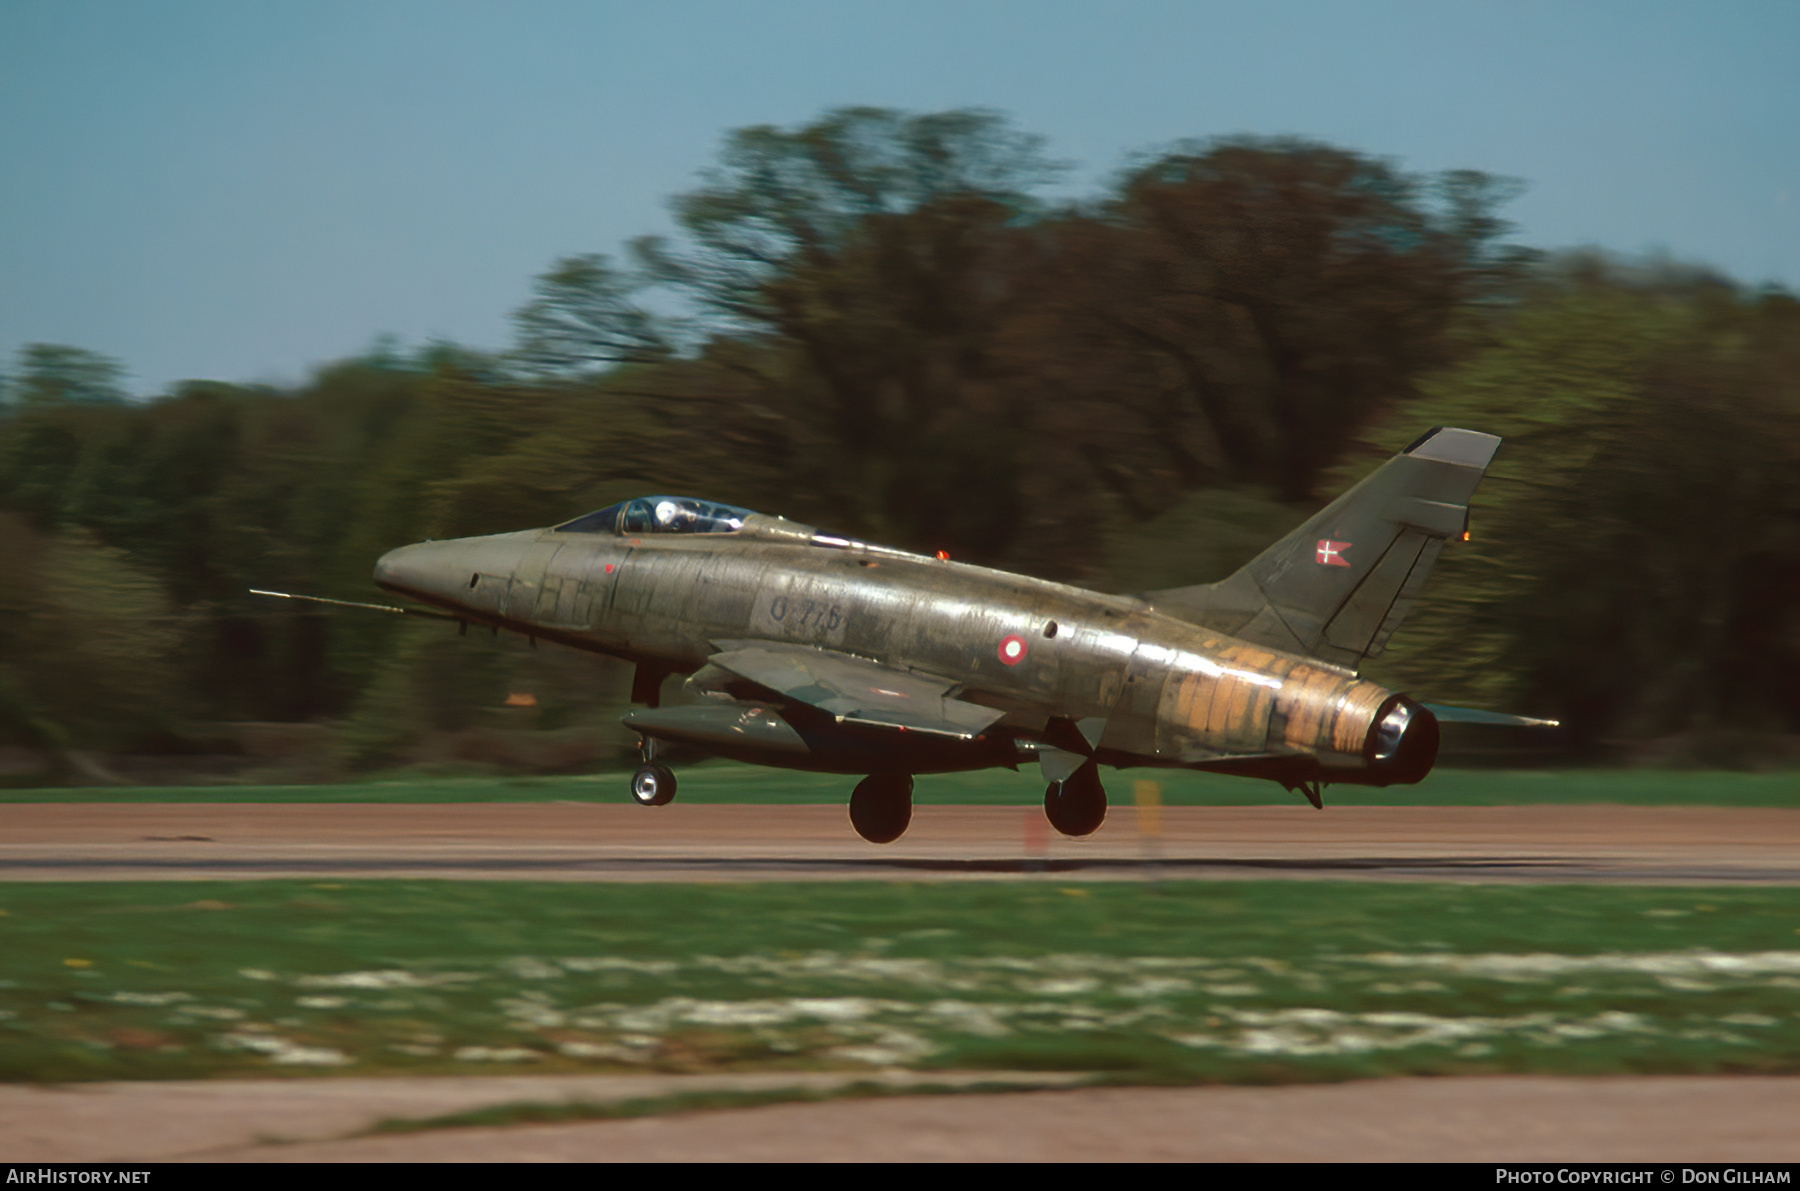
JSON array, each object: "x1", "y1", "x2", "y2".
[
  {"x1": 630, "y1": 737, "x2": 676, "y2": 807},
  {"x1": 630, "y1": 763, "x2": 676, "y2": 806},
  {"x1": 1044, "y1": 760, "x2": 1107, "y2": 837},
  {"x1": 849, "y1": 773, "x2": 913, "y2": 844}
]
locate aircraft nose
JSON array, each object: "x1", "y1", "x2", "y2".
[
  {"x1": 373, "y1": 543, "x2": 427, "y2": 594},
  {"x1": 373, "y1": 530, "x2": 539, "y2": 604}
]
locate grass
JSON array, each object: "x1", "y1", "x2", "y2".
[
  {"x1": 3, "y1": 879, "x2": 1798, "y2": 1085},
  {"x1": 1, "y1": 763, "x2": 1795, "y2": 806}
]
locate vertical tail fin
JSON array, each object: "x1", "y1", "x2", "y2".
[{"x1": 1146, "y1": 428, "x2": 1501, "y2": 671}]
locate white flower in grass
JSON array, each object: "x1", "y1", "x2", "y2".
[
  {"x1": 562, "y1": 957, "x2": 678, "y2": 976},
  {"x1": 924, "y1": 1000, "x2": 1012, "y2": 1037},
  {"x1": 218, "y1": 1032, "x2": 350, "y2": 1066},
  {"x1": 1591, "y1": 1011, "x2": 1653, "y2": 1032},
  {"x1": 557, "y1": 1041, "x2": 645, "y2": 1061},
  {"x1": 297, "y1": 970, "x2": 474, "y2": 990},
  {"x1": 830, "y1": 1046, "x2": 910, "y2": 1065},
  {"x1": 453, "y1": 1046, "x2": 540, "y2": 1062},
  {"x1": 787, "y1": 997, "x2": 884, "y2": 1022},
  {"x1": 1115, "y1": 976, "x2": 1193, "y2": 999},
  {"x1": 1167, "y1": 1033, "x2": 1223, "y2": 1049},
  {"x1": 1017, "y1": 977, "x2": 1099, "y2": 996},
  {"x1": 1357, "y1": 949, "x2": 1800, "y2": 981}
]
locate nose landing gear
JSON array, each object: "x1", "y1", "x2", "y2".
[{"x1": 849, "y1": 773, "x2": 913, "y2": 844}]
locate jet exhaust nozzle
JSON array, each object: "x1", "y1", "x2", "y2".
[{"x1": 1361, "y1": 696, "x2": 1439, "y2": 785}]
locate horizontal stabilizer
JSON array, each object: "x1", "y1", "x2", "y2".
[
  {"x1": 1423, "y1": 703, "x2": 1560, "y2": 729},
  {"x1": 709, "y1": 639, "x2": 1006, "y2": 740}
]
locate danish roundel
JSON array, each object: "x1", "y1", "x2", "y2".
[{"x1": 997, "y1": 633, "x2": 1029, "y2": 666}]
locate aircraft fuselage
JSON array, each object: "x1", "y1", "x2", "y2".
[{"x1": 374, "y1": 521, "x2": 1425, "y2": 787}]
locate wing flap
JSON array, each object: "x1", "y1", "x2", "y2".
[{"x1": 709, "y1": 640, "x2": 1007, "y2": 739}]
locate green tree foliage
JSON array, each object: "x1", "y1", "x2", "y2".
[
  {"x1": 1012, "y1": 141, "x2": 1534, "y2": 508},
  {"x1": 647, "y1": 106, "x2": 1063, "y2": 326},
  {"x1": 1358, "y1": 258, "x2": 1800, "y2": 748},
  {"x1": 533, "y1": 115, "x2": 1533, "y2": 576},
  {"x1": 10, "y1": 106, "x2": 1792, "y2": 769},
  {"x1": 511, "y1": 254, "x2": 671, "y2": 376},
  {"x1": 0, "y1": 515, "x2": 186, "y2": 753},
  {"x1": 618, "y1": 107, "x2": 1070, "y2": 560},
  {"x1": 0, "y1": 350, "x2": 673, "y2": 755},
  {"x1": 13, "y1": 343, "x2": 128, "y2": 406}
]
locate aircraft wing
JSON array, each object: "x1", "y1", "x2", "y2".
[{"x1": 708, "y1": 640, "x2": 1007, "y2": 740}]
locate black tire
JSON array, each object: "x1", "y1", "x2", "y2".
[
  {"x1": 630, "y1": 763, "x2": 677, "y2": 807},
  {"x1": 848, "y1": 773, "x2": 913, "y2": 844},
  {"x1": 1044, "y1": 762, "x2": 1106, "y2": 837}
]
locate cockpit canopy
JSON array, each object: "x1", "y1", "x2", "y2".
[{"x1": 555, "y1": 496, "x2": 757, "y2": 536}]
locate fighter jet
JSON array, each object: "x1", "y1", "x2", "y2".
[{"x1": 258, "y1": 427, "x2": 1552, "y2": 843}]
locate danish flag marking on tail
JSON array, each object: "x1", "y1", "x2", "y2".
[{"x1": 1316, "y1": 539, "x2": 1352, "y2": 567}]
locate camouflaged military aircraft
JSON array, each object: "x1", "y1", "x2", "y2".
[{"x1": 257, "y1": 426, "x2": 1553, "y2": 843}]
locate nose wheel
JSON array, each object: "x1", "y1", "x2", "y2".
[
  {"x1": 1044, "y1": 760, "x2": 1106, "y2": 836},
  {"x1": 630, "y1": 763, "x2": 677, "y2": 806},
  {"x1": 849, "y1": 773, "x2": 913, "y2": 843}
]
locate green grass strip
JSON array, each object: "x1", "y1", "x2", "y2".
[{"x1": 3, "y1": 879, "x2": 1798, "y2": 1086}]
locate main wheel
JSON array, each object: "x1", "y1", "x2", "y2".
[
  {"x1": 1044, "y1": 762, "x2": 1106, "y2": 837},
  {"x1": 630, "y1": 763, "x2": 677, "y2": 807},
  {"x1": 849, "y1": 773, "x2": 913, "y2": 844}
]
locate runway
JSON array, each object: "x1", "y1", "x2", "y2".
[
  {"x1": 2, "y1": 803, "x2": 1797, "y2": 883},
  {"x1": 8, "y1": 1072, "x2": 1799, "y2": 1162}
]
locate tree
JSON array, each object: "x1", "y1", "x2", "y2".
[
  {"x1": 638, "y1": 109, "x2": 1064, "y2": 554},
  {"x1": 641, "y1": 107, "x2": 1061, "y2": 325},
  {"x1": 1354, "y1": 257, "x2": 1800, "y2": 750},
  {"x1": 0, "y1": 514, "x2": 186, "y2": 754},
  {"x1": 511, "y1": 254, "x2": 671, "y2": 377},
  {"x1": 1017, "y1": 139, "x2": 1533, "y2": 504},
  {"x1": 509, "y1": 108, "x2": 1074, "y2": 560},
  {"x1": 14, "y1": 343, "x2": 128, "y2": 405}
]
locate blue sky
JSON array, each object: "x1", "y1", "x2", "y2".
[{"x1": 2, "y1": 0, "x2": 1796, "y2": 395}]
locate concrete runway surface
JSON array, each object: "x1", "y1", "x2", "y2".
[
  {"x1": 5, "y1": 1072, "x2": 1797, "y2": 1162},
  {"x1": 1, "y1": 803, "x2": 1797, "y2": 883}
]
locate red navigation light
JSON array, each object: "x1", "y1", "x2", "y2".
[{"x1": 935, "y1": 550, "x2": 949, "y2": 561}]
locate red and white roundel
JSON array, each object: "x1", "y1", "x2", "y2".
[{"x1": 997, "y1": 634, "x2": 1029, "y2": 666}]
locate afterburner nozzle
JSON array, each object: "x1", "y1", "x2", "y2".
[{"x1": 1362, "y1": 696, "x2": 1440, "y2": 785}]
